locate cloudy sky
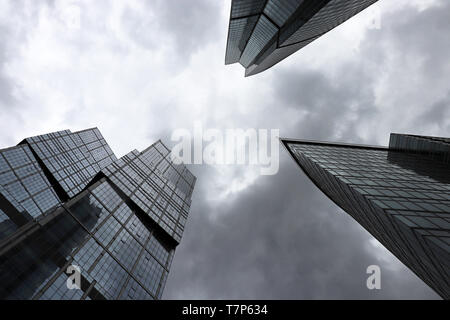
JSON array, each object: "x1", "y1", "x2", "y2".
[{"x1": 1, "y1": 0, "x2": 449, "y2": 299}]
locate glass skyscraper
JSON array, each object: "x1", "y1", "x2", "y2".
[
  {"x1": 225, "y1": 0, "x2": 379, "y2": 76},
  {"x1": 0, "y1": 128, "x2": 196, "y2": 300},
  {"x1": 282, "y1": 134, "x2": 449, "y2": 299}
]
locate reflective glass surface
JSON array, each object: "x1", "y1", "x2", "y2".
[
  {"x1": 0, "y1": 129, "x2": 195, "y2": 300},
  {"x1": 0, "y1": 208, "x2": 16, "y2": 241},
  {"x1": 24, "y1": 128, "x2": 117, "y2": 198},
  {"x1": 225, "y1": 0, "x2": 378, "y2": 76},
  {"x1": 284, "y1": 134, "x2": 450, "y2": 299},
  {"x1": 102, "y1": 141, "x2": 196, "y2": 244},
  {"x1": 0, "y1": 179, "x2": 176, "y2": 300},
  {"x1": 0, "y1": 145, "x2": 60, "y2": 220}
]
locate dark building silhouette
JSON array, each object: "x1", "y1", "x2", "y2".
[
  {"x1": 225, "y1": 0, "x2": 379, "y2": 76},
  {"x1": 0, "y1": 128, "x2": 196, "y2": 300},
  {"x1": 281, "y1": 133, "x2": 450, "y2": 299}
]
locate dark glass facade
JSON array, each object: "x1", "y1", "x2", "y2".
[
  {"x1": 225, "y1": 0, "x2": 379, "y2": 76},
  {"x1": 282, "y1": 133, "x2": 450, "y2": 299},
  {"x1": 0, "y1": 128, "x2": 195, "y2": 300}
]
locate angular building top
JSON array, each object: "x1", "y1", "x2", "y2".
[
  {"x1": 19, "y1": 128, "x2": 117, "y2": 199},
  {"x1": 225, "y1": 0, "x2": 379, "y2": 76},
  {"x1": 281, "y1": 133, "x2": 450, "y2": 299},
  {"x1": 0, "y1": 128, "x2": 117, "y2": 230}
]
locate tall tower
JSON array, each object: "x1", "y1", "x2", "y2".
[
  {"x1": 281, "y1": 134, "x2": 450, "y2": 299},
  {"x1": 225, "y1": 0, "x2": 379, "y2": 76},
  {"x1": 0, "y1": 128, "x2": 196, "y2": 299}
]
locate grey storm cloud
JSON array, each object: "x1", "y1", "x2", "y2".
[
  {"x1": 121, "y1": 0, "x2": 222, "y2": 64},
  {"x1": 419, "y1": 94, "x2": 450, "y2": 132},
  {"x1": 0, "y1": 0, "x2": 448, "y2": 300},
  {"x1": 0, "y1": 27, "x2": 16, "y2": 107},
  {"x1": 379, "y1": 1, "x2": 450, "y2": 79},
  {"x1": 273, "y1": 66, "x2": 378, "y2": 142},
  {"x1": 164, "y1": 155, "x2": 438, "y2": 299},
  {"x1": 164, "y1": 1, "x2": 448, "y2": 299},
  {"x1": 152, "y1": 0, "x2": 222, "y2": 53}
]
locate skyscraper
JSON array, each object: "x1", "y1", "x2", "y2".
[
  {"x1": 225, "y1": 0, "x2": 379, "y2": 76},
  {"x1": 281, "y1": 134, "x2": 449, "y2": 299},
  {"x1": 0, "y1": 128, "x2": 196, "y2": 300}
]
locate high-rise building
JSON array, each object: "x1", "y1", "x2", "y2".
[
  {"x1": 225, "y1": 0, "x2": 379, "y2": 76},
  {"x1": 0, "y1": 128, "x2": 196, "y2": 300},
  {"x1": 281, "y1": 134, "x2": 450, "y2": 299}
]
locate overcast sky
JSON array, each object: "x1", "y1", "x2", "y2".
[{"x1": 1, "y1": 0, "x2": 449, "y2": 299}]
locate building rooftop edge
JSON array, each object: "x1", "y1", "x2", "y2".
[{"x1": 280, "y1": 137, "x2": 389, "y2": 151}]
